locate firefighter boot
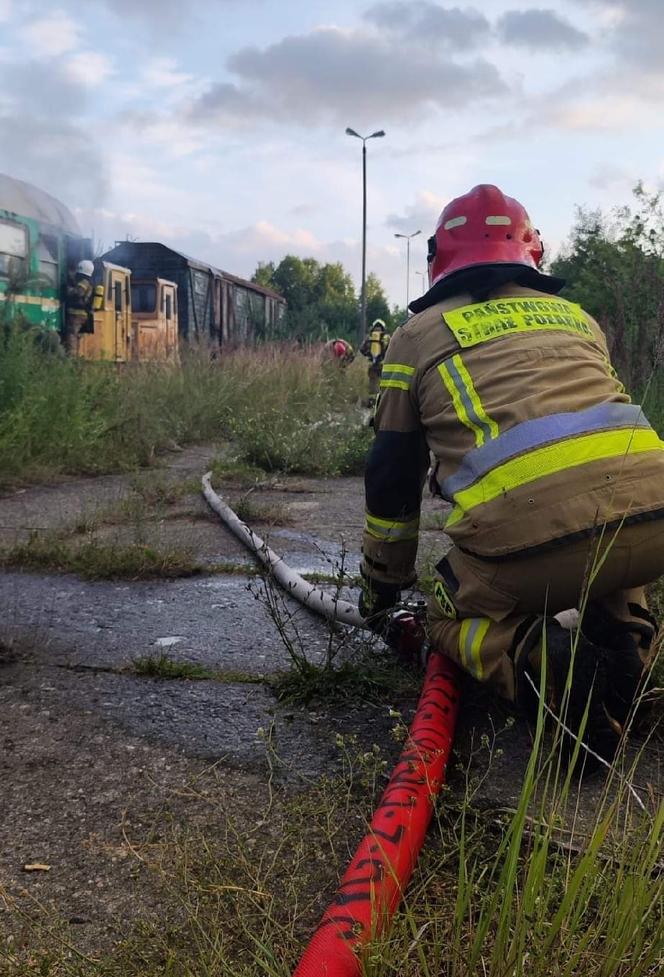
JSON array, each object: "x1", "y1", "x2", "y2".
[
  {"x1": 581, "y1": 601, "x2": 658, "y2": 731},
  {"x1": 514, "y1": 617, "x2": 619, "y2": 773}
]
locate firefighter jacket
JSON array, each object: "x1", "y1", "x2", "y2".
[
  {"x1": 360, "y1": 327, "x2": 390, "y2": 365},
  {"x1": 362, "y1": 282, "x2": 664, "y2": 589},
  {"x1": 65, "y1": 274, "x2": 93, "y2": 322}
]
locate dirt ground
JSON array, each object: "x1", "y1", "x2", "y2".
[{"x1": 0, "y1": 444, "x2": 661, "y2": 964}]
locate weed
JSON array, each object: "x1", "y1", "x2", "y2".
[
  {"x1": 2, "y1": 714, "x2": 661, "y2": 977},
  {"x1": 0, "y1": 532, "x2": 202, "y2": 580},
  {"x1": 210, "y1": 456, "x2": 266, "y2": 486},
  {"x1": 128, "y1": 473, "x2": 199, "y2": 507},
  {"x1": 132, "y1": 655, "x2": 217, "y2": 680},
  {"x1": 130, "y1": 655, "x2": 266, "y2": 685},
  {"x1": 0, "y1": 332, "x2": 371, "y2": 487},
  {"x1": 232, "y1": 493, "x2": 291, "y2": 526},
  {"x1": 271, "y1": 653, "x2": 419, "y2": 705}
]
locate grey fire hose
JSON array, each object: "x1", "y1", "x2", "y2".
[{"x1": 202, "y1": 472, "x2": 366, "y2": 629}]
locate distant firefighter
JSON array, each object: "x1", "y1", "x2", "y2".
[
  {"x1": 360, "y1": 318, "x2": 390, "y2": 398},
  {"x1": 64, "y1": 259, "x2": 94, "y2": 356},
  {"x1": 322, "y1": 338, "x2": 355, "y2": 367}
]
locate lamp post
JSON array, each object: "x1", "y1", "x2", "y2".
[
  {"x1": 346, "y1": 126, "x2": 385, "y2": 343},
  {"x1": 414, "y1": 270, "x2": 426, "y2": 296},
  {"x1": 394, "y1": 230, "x2": 421, "y2": 312}
]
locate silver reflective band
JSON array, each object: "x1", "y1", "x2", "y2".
[{"x1": 439, "y1": 402, "x2": 652, "y2": 501}]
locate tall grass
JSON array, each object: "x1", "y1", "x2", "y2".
[
  {"x1": 0, "y1": 329, "x2": 370, "y2": 486},
  {"x1": 5, "y1": 714, "x2": 660, "y2": 977}
]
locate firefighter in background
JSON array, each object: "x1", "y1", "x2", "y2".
[
  {"x1": 360, "y1": 318, "x2": 390, "y2": 400},
  {"x1": 322, "y1": 337, "x2": 355, "y2": 367},
  {"x1": 64, "y1": 259, "x2": 94, "y2": 355},
  {"x1": 359, "y1": 184, "x2": 664, "y2": 770}
]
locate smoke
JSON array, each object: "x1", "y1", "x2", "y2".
[{"x1": 0, "y1": 59, "x2": 109, "y2": 208}]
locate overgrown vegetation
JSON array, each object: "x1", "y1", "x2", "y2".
[
  {"x1": 0, "y1": 330, "x2": 371, "y2": 487},
  {"x1": 0, "y1": 531, "x2": 201, "y2": 580},
  {"x1": 551, "y1": 183, "x2": 664, "y2": 428},
  {"x1": 131, "y1": 654, "x2": 264, "y2": 685},
  {"x1": 2, "y1": 700, "x2": 661, "y2": 976}
]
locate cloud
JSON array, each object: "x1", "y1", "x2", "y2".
[
  {"x1": 386, "y1": 190, "x2": 446, "y2": 235},
  {"x1": 364, "y1": 2, "x2": 491, "y2": 49},
  {"x1": 588, "y1": 163, "x2": 637, "y2": 192},
  {"x1": 497, "y1": 9, "x2": 589, "y2": 50},
  {"x1": 574, "y1": 0, "x2": 664, "y2": 61},
  {"x1": 21, "y1": 11, "x2": 81, "y2": 58},
  {"x1": 0, "y1": 114, "x2": 108, "y2": 207},
  {"x1": 66, "y1": 51, "x2": 114, "y2": 87},
  {"x1": 0, "y1": 58, "x2": 108, "y2": 207},
  {"x1": 142, "y1": 58, "x2": 195, "y2": 90},
  {"x1": 546, "y1": 93, "x2": 654, "y2": 130},
  {"x1": 81, "y1": 0, "x2": 245, "y2": 26},
  {"x1": 190, "y1": 24, "x2": 506, "y2": 128},
  {"x1": 0, "y1": 0, "x2": 11, "y2": 24}
]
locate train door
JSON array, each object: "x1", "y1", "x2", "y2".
[
  {"x1": 110, "y1": 267, "x2": 131, "y2": 361},
  {"x1": 163, "y1": 281, "x2": 179, "y2": 361}
]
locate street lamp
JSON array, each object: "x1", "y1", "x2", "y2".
[
  {"x1": 414, "y1": 270, "x2": 426, "y2": 296},
  {"x1": 346, "y1": 126, "x2": 385, "y2": 343},
  {"x1": 394, "y1": 229, "x2": 421, "y2": 311}
]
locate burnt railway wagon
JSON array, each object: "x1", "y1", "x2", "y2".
[
  {"x1": 102, "y1": 242, "x2": 285, "y2": 349},
  {"x1": 0, "y1": 172, "x2": 92, "y2": 334}
]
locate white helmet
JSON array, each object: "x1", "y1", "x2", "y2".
[
  {"x1": 77, "y1": 259, "x2": 94, "y2": 277},
  {"x1": 372, "y1": 318, "x2": 386, "y2": 330}
]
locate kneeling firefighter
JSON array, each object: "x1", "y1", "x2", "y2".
[{"x1": 359, "y1": 184, "x2": 664, "y2": 768}]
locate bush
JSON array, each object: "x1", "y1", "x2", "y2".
[{"x1": 0, "y1": 330, "x2": 371, "y2": 486}]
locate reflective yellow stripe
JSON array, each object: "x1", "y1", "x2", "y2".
[
  {"x1": 446, "y1": 427, "x2": 664, "y2": 528},
  {"x1": 380, "y1": 363, "x2": 416, "y2": 392},
  {"x1": 452, "y1": 354, "x2": 499, "y2": 441},
  {"x1": 444, "y1": 297, "x2": 593, "y2": 349},
  {"x1": 382, "y1": 363, "x2": 415, "y2": 375},
  {"x1": 438, "y1": 355, "x2": 498, "y2": 448},
  {"x1": 365, "y1": 511, "x2": 420, "y2": 542},
  {"x1": 459, "y1": 618, "x2": 489, "y2": 679}
]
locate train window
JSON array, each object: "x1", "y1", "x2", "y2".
[
  {"x1": 0, "y1": 220, "x2": 27, "y2": 280},
  {"x1": 165, "y1": 292, "x2": 173, "y2": 320},
  {"x1": 36, "y1": 235, "x2": 59, "y2": 287},
  {"x1": 114, "y1": 280, "x2": 123, "y2": 312},
  {"x1": 131, "y1": 282, "x2": 156, "y2": 313}
]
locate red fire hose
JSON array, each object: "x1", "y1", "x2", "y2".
[
  {"x1": 292, "y1": 651, "x2": 461, "y2": 977},
  {"x1": 201, "y1": 478, "x2": 462, "y2": 975}
]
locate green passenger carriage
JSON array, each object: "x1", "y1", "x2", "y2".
[{"x1": 0, "y1": 172, "x2": 91, "y2": 335}]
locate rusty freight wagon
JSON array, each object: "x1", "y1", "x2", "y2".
[{"x1": 102, "y1": 242, "x2": 286, "y2": 350}]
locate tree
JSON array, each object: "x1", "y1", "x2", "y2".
[
  {"x1": 550, "y1": 184, "x2": 664, "y2": 413},
  {"x1": 252, "y1": 255, "x2": 358, "y2": 341},
  {"x1": 365, "y1": 272, "x2": 391, "y2": 328}
]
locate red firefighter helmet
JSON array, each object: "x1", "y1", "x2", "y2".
[{"x1": 428, "y1": 184, "x2": 543, "y2": 287}]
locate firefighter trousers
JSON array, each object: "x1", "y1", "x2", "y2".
[
  {"x1": 367, "y1": 363, "x2": 381, "y2": 397},
  {"x1": 427, "y1": 519, "x2": 664, "y2": 702}
]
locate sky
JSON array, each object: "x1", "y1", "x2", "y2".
[{"x1": 0, "y1": 0, "x2": 662, "y2": 306}]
